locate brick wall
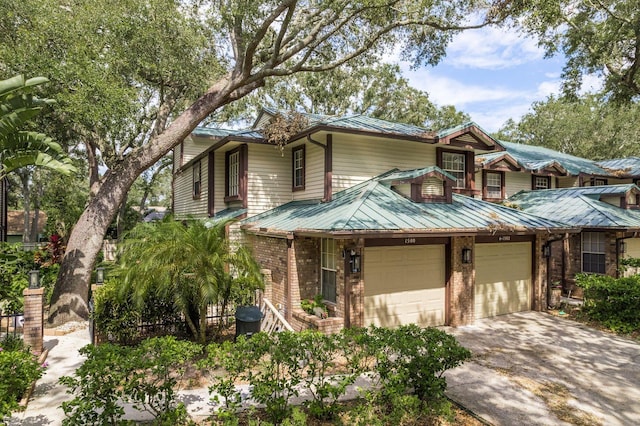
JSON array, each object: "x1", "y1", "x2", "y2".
[
  {"x1": 290, "y1": 309, "x2": 344, "y2": 334},
  {"x1": 293, "y1": 237, "x2": 320, "y2": 302},
  {"x1": 247, "y1": 234, "x2": 288, "y2": 315},
  {"x1": 22, "y1": 287, "x2": 44, "y2": 355},
  {"x1": 449, "y1": 236, "x2": 474, "y2": 326}
]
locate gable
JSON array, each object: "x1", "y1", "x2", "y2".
[{"x1": 437, "y1": 124, "x2": 502, "y2": 152}]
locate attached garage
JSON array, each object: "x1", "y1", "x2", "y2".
[
  {"x1": 364, "y1": 245, "x2": 446, "y2": 328},
  {"x1": 625, "y1": 238, "x2": 640, "y2": 259},
  {"x1": 474, "y1": 242, "x2": 532, "y2": 319}
]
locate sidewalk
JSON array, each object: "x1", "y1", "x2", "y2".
[{"x1": 8, "y1": 327, "x2": 90, "y2": 426}]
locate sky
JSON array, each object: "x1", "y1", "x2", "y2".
[{"x1": 397, "y1": 26, "x2": 601, "y2": 133}]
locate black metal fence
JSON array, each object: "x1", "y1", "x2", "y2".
[{"x1": 0, "y1": 311, "x2": 24, "y2": 338}]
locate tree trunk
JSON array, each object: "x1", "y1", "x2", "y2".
[
  {"x1": 19, "y1": 170, "x2": 32, "y2": 244},
  {"x1": 117, "y1": 192, "x2": 128, "y2": 240},
  {"x1": 47, "y1": 75, "x2": 259, "y2": 326}
]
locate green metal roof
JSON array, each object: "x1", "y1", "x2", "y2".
[
  {"x1": 597, "y1": 157, "x2": 640, "y2": 177},
  {"x1": 204, "y1": 208, "x2": 247, "y2": 225},
  {"x1": 242, "y1": 173, "x2": 572, "y2": 235},
  {"x1": 509, "y1": 186, "x2": 640, "y2": 229},
  {"x1": 437, "y1": 121, "x2": 495, "y2": 139},
  {"x1": 378, "y1": 166, "x2": 457, "y2": 183},
  {"x1": 497, "y1": 141, "x2": 608, "y2": 176}
]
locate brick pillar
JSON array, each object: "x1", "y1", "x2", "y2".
[
  {"x1": 449, "y1": 236, "x2": 475, "y2": 326},
  {"x1": 260, "y1": 269, "x2": 273, "y2": 301},
  {"x1": 22, "y1": 287, "x2": 44, "y2": 355}
]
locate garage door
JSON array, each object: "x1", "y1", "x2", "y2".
[
  {"x1": 625, "y1": 238, "x2": 640, "y2": 259},
  {"x1": 475, "y1": 242, "x2": 531, "y2": 320},
  {"x1": 364, "y1": 245, "x2": 445, "y2": 328}
]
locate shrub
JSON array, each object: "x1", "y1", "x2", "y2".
[
  {"x1": 576, "y1": 273, "x2": 640, "y2": 333},
  {"x1": 60, "y1": 336, "x2": 201, "y2": 425},
  {"x1": 0, "y1": 336, "x2": 45, "y2": 420}
]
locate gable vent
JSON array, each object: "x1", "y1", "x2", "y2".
[{"x1": 421, "y1": 177, "x2": 444, "y2": 197}]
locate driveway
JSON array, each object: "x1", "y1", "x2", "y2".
[{"x1": 444, "y1": 312, "x2": 640, "y2": 425}]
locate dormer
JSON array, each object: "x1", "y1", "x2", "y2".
[{"x1": 379, "y1": 167, "x2": 456, "y2": 203}]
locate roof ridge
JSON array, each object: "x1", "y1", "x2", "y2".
[{"x1": 578, "y1": 195, "x2": 628, "y2": 225}]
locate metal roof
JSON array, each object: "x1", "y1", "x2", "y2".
[
  {"x1": 437, "y1": 121, "x2": 494, "y2": 139},
  {"x1": 204, "y1": 208, "x2": 247, "y2": 225},
  {"x1": 242, "y1": 174, "x2": 572, "y2": 235},
  {"x1": 192, "y1": 127, "x2": 263, "y2": 140},
  {"x1": 509, "y1": 187, "x2": 640, "y2": 229},
  {"x1": 378, "y1": 166, "x2": 457, "y2": 183},
  {"x1": 597, "y1": 157, "x2": 640, "y2": 177},
  {"x1": 497, "y1": 141, "x2": 608, "y2": 176}
]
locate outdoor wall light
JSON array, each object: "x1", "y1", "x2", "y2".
[
  {"x1": 29, "y1": 269, "x2": 40, "y2": 289},
  {"x1": 542, "y1": 244, "x2": 551, "y2": 258},
  {"x1": 96, "y1": 267, "x2": 105, "y2": 284},
  {"x1": 461, "y1": 248, "x2": 472, "y2": 264},
  {"x1": 349, "y1": 249, "x2": 361, "y2": 273}
]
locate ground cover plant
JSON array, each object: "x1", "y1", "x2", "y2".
[{"x1": 0, "y1": 335, "x2": 45, "y2": 420}]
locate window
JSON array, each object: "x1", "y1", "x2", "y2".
[
  {"x1": 321, "y1": 238, "x2": 337, "y2": 303},
  {"x1": 484, "y1": 171, "x2": 503, "y2": 199},
  {"x1": 192, "y1": 160, "x2": 201, "y2": 199},
  {"x1": 592, "y1": 178, "x2": 607, "y2": 186},
  {"x1": 292, "y1": 146, "x2": 305, "y2": 190},
  {"x1": 226, "y1": 150, "x2": 240, "y2": 197},
  {"x1": 582, "y1": 232, "x2": 606, "y2": 274},
  {"x1": 442, "y1": 151, "x2": 465, "y2": 188},
  {"x1": 533, "y1": 175, "x2": 550, "y2": 190}
]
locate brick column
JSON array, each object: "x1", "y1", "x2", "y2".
[
  {"x1": 22, "y1": 287, "x2": 44, "y2": 355},
  {"x1": 533, "y1": 233, "x2": 549, "y2": 311},
  {"x1": 448, "y1": 236, "x2": 475, "y2": 326}
]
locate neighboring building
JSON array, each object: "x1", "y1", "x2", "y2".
[
  {"x1": 6, "y1": 210, "x2": 47, "y2": 244},
  {"x1": 173, "y1": 109, "x2": 582, "y2": 331}
]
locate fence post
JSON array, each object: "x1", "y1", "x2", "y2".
[{"x1": 22, "y1": 287, "x2": 44, "y2": 355}]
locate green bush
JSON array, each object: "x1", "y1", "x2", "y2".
[
  {"x1": 92, "y1": 279, "x2": 183, "y2": 345},
  {"x1": 201, "y1": 326, "x2": 470, "y2": 424},
  {"x1": 60, "y1": 336, "x2": 201, "y2": 425},
  {"x1": 576, "y1": 273, "x2": 640, "y2": 334},
  {"x1": 0, "y1": 336, "x2": 45, "y2": 420}
]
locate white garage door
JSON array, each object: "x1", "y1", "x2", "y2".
[
  {"x1": 475, "y1": 242, "x2": 531, "y2": 320},
  {"x1": 625, "y1": 238, "x2": 640, "y2": 259},
  {"x1": 364, "y1": 245, "x2": 445, "y2": 328}
]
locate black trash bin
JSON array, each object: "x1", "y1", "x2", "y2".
[{"x1": 235, "y1": 305, "x2": 262, "y2": 339}]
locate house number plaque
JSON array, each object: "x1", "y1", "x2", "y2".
[{"x1": 404, "y1": 238, "x2": 416, "y2": 244}]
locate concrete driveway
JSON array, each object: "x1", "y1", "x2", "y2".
[{"x1": 444, "y1": 312, "x2": 640, "y2": 426}]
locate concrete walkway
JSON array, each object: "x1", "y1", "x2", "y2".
[
  {"x1": 444, "y1": 312, "x2": 640, "y2": 426},
  {"x1": 10, "y1": 312, "x2": 640, "y2": 425},
  {"x1": 8, "y1": 328, "x2": 89, "y2": 426}
]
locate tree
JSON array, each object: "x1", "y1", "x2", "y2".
[
  {"x1": 0, "y1": 74, "x2": 76, "y2": 242},
  {"x1": 1, "y1": 0, "x2": 505, "y2": 324},
  {"x1": 516, "y1": 0, "x2": 640, "y2": 101},
  {"x1": 496, "y1": 94, "x2": 640, "y2": 160},
  {"x1": 0, "y1": 75, "x2": 75, "y2": 178},
  {"x1": 212, "y1": 63, "x2": 470, "y2": 128},
  {"x1": 117, "y1": 218, "x2": 263, "y2": 343}
]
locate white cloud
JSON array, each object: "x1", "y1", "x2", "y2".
[
  {"x1": 445, "y1": 27, "x2": 544, "y2": 70},
  {"x1": 404, "y1": 69, "x2": 528, "y2": 107}
]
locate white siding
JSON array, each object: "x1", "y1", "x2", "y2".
[
  {"x1": 558, "y1": 176, "x2": 580, "y2": 188},
  {"x1": 392, "y1": 183, "x2": 411, "y2": 198},
  {"x1": 505, "y1": 172, "x2": 531, "y2": 198},
  {"x1": 247, "y1": 144, "x2": 292, "y2": 216},
  {"x1": 601, "y1": 195, "x2": 622, "y2": 207},
  {"x1": 182, "y1": 136, "x2": 214, "y2": 164},
  {"x1": 332, "y1": 134, "x2": 436, "y2": 192},
  {"x1": 173, "y1": 156, "x2": 209, "y2": 219},
  {"x1": 292, "y1": 143, "x2": 324, "y2": 201}
]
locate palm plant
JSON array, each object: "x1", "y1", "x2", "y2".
[
  {"x1": 0, "y1": 74, "x2": 75, "y2": 178},
  {"x1": 117, "y1": 217, "x2": 263, "y2": 343}
]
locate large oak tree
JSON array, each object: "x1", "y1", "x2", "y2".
[{"x1": 1, "y1": 0, "x2": 507, "y2": 324}]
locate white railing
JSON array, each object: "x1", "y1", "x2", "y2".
[{"x1": 260, "y1": 298, "x2": 294, "y2": 333}]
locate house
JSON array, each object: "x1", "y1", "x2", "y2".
[
  {"x1": 6, "y1": 210, "x2": 47, "y2": 245},
  {"x1": 173, "y1": 109, "x2": 579, "y2": 331},
  {"x1": 508, "y1": 184, "x2": 640, "y2": 296}
]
